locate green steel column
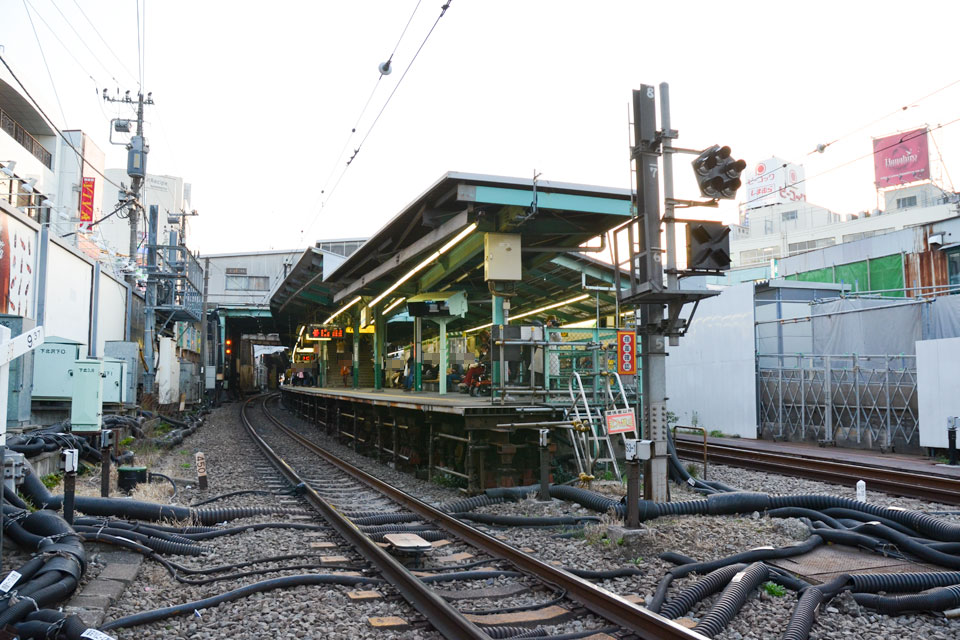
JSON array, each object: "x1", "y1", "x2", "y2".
[
  {"x1": 352, "y1": 312, "x2": 360, "y2": 389},
  {"x1": 492, "y1": 294, "x2": 504, "y2": 387},
  {"x1": 374, "y1": 307, "x2": 384, "y2": 390}
]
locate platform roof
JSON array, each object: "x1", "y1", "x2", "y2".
[{"x1": 271, "y1": 171, "x2": 632, "y2": 340}]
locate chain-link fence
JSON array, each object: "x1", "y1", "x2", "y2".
[{"x1": 758, "y1": 354, "x2": 918, "y2": 451}]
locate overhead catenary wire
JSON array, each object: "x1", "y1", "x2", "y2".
[
  {"x1": 741, "y1": 117, "x2": 960, "y2": 209},
  {"x1": 810, "y1": 77, "x2": 960, "y2": 155},
  {"x1": 304, "y1": 1, "x2": 453, "y2": 239},
  {"x1": 309, "y1": 0, "x2": 429, "y2": 234}
]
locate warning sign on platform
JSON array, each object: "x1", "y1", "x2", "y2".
[
  {"x1": 605, "y1": 409, "x2": 637, "y2": 435},
  {"x1": 616, "y1": 330, "x2": 637, "y2": 375}
]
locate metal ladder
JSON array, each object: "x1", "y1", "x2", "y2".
[{"x1": 568, "y1": 372, "x2": 621, "y2": 479}]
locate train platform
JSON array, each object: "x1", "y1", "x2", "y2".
[
  {"x1": 280, "y1": 384, "x2": 560, "y2": 417},
  {"x1": 676, "y1": 431, "x2": 960, "y2": 480}
]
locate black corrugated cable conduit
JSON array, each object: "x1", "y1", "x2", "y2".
[
  {"x1": 72, "y1": 526, "x2": 204, "y2": 556},
  {"x1": 454, "y1": 513, "x2": 602, "y2": 527},
  {"x1": 781, "y1": 585, "x2": 825, "y2": 640},
  {"x1": 350, "y1": 512, "x2": 423, "y2": 526},
  {"x1": 486, "y1": 626, "x2": 549, "y2": 639},
  {"x1": 438, "y1": 494, "x2": 506, "y2": 512},
  {"x1": 821, "y1": 507, "x2": 923, "y2": 537},
  {"x1": 660, "y1": 563, "x2": 748, "y2": 619},
  {"x1": 98, "y1": 574, "x2": 384, "y2": 631},
  {"x1": 693, "y1": 562, "x2": 770, "y2": 639},
  {"x1": 14, "y1": 610, "x2": 89, "y2": 640},
  {"x1": 849, "y1": 571, "x2": 960, "y2": 593},
  {"x1": 664, "y1": 535, "x2": 823, "y2": 581},
  {"x1": 179, "y1": 522, "x2": 326, "y2": 541},
  {"x1": 854, "y1": 584, "x2": 960, "y2": 614}
]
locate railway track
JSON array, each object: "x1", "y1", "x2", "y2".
[
  {"x1": 674, "y1": 436, "x2": 960, "y2": 505},
  {"x1": 242, "y1": 395, "x2": 707, "y2": 640}
]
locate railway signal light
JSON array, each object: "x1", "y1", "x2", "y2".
[
  {"x1": 686, "y1": 221, "x2": 731, "y2": 271},
  {"x1": 692, "y1": 145, "x2": 747, "y2": 200}
]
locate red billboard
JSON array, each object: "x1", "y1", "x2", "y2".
[
  {"x1": 80, "y1": 177, "x2": 95, "y2": 222},
  {"x1": 873, "y1": 128, "x2": 929, "y2": 188}
]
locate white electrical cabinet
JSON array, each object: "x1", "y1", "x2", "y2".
[
  {"x1": 32, "y1": 336, "x2": 85, "y2": 400},
  {"x1": 484, "y1": 233, "x2": 522, "y2": 281},
  {"x1": 104, "y1": 341, "x2": 140, "y2": 406},
  {"x1": 102, "y1": 357, "x2": 126, "y2": 404},
  {"x1": 156, "y1": 337, "x2": 180, "y2": 405},
  {"x1": 71, "y1": 358, "x2": 103, "y2": 432}
]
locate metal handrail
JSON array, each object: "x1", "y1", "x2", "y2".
[{"x1": 0, "y1": 108, "x2": 52, "y2": 168}]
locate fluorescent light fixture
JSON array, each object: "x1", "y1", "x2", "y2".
[
  {"x1": 462, "y1": 293, "x2": 591, "y2": 333},
  {"x1": 464, "y1": 322, "x2": 492, "y2": 334},
  {"x1": 324, "y1": 296, "x2": 362, "y2": 324},
  {"x1": 369, "y1": 223, "x2": 477, "y2": 307},
  {"x1": 509, "y1": 293, "x2": 590, "y2": 322},
  {"x1": 561, "y1": 319, "x2": 596, "y2": 328},
  {"x1": 381, "y1": 296, "x2": 406, "y2": 315}
]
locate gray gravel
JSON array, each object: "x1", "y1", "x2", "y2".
[
  {"x1": 276, "y1": 399, "x2": 960, "y2": 640},
  {"x1": 70, "y1": 398, "x2": 960, "y2": 640},
  {"x1": 99, "y1": 402, "x2": 440, "y2": 640}
]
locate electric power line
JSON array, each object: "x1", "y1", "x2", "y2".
[
  {"x1": 60, "y1": 198, "x2": 132, "y2": 237},
  {"x1": 0, "y1": 54, "x2": 132, "y2": 193},
  {"x1": 140, "y1": 0, "x2": 146, "y2": 89},
  {"x1": 929, "y1": 129, "x2": 956, "y2": 192},
  {"x1": 135, "y1": 0, "x2": 142, "y2": 89},
  {"x1": 70, "y1": 0, "x2": 139, "y2": 85},
  {"x1": 22, "y1": 0, "x2": 69, "y2": 128},
  {"x1": 45, "y1": 0, "x2": 121, "y2": 85}
]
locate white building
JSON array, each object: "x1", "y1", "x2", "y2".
[
  {"x1": 99, "y1": 169, "x2": 192, "y2": 260},
  {"x1": 731, "y1": 156, "x2": 959, "y2": 269}
]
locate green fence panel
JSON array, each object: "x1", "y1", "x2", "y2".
[
  {"x1": 868, "y1": 254, "x2": 905, "y2": 297},
  {"x1": 835, "y1": 261, "x2": 869, "y2": 293}
]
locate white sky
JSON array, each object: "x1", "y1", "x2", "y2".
[{"x1": 1, "y1": 0, "x2": 959, "y2": 255}]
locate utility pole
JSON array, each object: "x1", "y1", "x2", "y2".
[
  {"x1": 104, "y1": 90, "x2": 154, "y2": 284},
  {"x1": 143, "y1": 204, "x2": 158, "y2": 395},
  {"x1": 201, "y1": 256, "x2": 210, "y2": 403}
]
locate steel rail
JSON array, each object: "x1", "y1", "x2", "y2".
[
  {"x1": 675, "y1": 438, "x2": 960, "y2": 505},
  {"x1": 264, "y1": 394, "x2": 707, "y2": 640},
  {"x1": 240, "y1": 397, "x2": 491, "y2": 640}
]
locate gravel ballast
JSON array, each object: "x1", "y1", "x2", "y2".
[{"x1": 38, "y1": 397, "x2": 956, "y2": 640}]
